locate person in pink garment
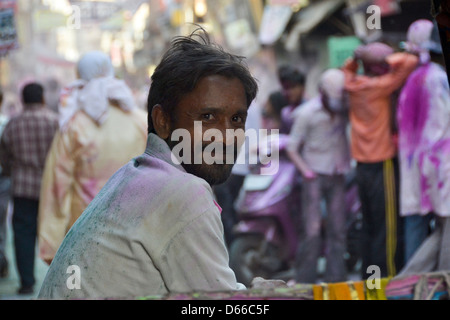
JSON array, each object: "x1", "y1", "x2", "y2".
[{"x1": 396, "y1": 19, "x2": 450, "y2": 274}]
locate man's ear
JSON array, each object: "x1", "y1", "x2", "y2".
[{"x1": 151, "y1": 104, "x2": 171, "y2": 140}]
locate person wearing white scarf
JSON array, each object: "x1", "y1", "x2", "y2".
[
  {"x1": 58, "y1": 51, "x2": 136, "y2": 131},
  {"x1": 38, "y1": 51, "x2": 148, "y2": 265}
]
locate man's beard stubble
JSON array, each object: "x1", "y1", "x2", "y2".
[
  {"x1": 182, "y1": 162, "x2": 235, "y2": 186},
  {"x1": 166, "y1": 138, "x2": 238, "y2": 186}
]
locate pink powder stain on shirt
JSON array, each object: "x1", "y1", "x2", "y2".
[
  {"x1": 398, "y1": 64, "x2": 431, "y2": 159},
  {"x1": 418, "y1": 154, "x2": 432, "y2": 210},
  {"x1": 213, "y1": 200, "x2": 222, "y2": 214}
]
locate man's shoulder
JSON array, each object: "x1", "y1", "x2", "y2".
[
  {"x1": 41, "y1": 108, "x2": 59, "y2": 123},
  {"x1": 2, "y1": 114, "x2": 23, "y2": 133},
  {"x1": 103, "y1": 155, "x2": 218, "y2": 230},
  {"x1": 132, "y1": 152, "x2": 213, "y2": 198},
  {"x1": 427, "y1": 63, "x2": 449, "y2": 85},
  {"x1": 25, "y1": 107, "x2": 59, "y2": 122},
  {"x1": 293, "y1": 97, "x2": 321, "y2": 117}
]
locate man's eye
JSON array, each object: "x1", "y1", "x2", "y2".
[
  {"x1": 202, "y1": 113, "x2": 214, "y2": 120},
  {"x1": 232, "y1": 115, "x2": 245, "y2": 123}
]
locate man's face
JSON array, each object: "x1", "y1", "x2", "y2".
[
  {"x1": 281, "y1": 82, "x2": 304, "y2": 106},
  {"x1": 166, "y1": 75, "x2": 248, "y2": 185}
]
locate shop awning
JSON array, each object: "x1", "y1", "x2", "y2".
[
  {"x1": 284, "y1": 0, "x2": 346, "y2": 51},
  {"x1": 259, "y1": 4, "x2": 294, "y2": 45}
]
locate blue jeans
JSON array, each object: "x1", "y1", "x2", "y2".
[{"x1": 404, "y1": 214, "x2": 434, "y2": 263}]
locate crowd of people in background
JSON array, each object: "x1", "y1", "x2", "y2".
[
  {"x1": 220, "y1": 17, "x2": 450, "y2": 285},
  {"x1": 0, "y1": 17, "x2": 448, "y2": 296}
]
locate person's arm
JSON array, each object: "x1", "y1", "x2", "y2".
[
  {"x1": 342, "y1": 57, "x2": 359, "y2": 75},
  {"x1": 286, "y1": 108, "x2": 316, "y2": 180},
  {"x1": 286, "y1": 148, "x2": 316, "y2": 180},
  {"x1": 377, "y1": 52, "x2": 419, "y2": 94},
  {"x1": 38, "y1": 130, "x2": 76, "y2": 265}
]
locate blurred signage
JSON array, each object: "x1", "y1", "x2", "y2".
[
  {"x1": 34, "y1": 10, "x2": 67, "y2": 32},
  {"x1": 327, "y1": 36, "x2": 361, "y2": 68},
  {"x1": 224, "y1": 19, "x2": 260, "y2": 57},
  {"x1": 259, "y1": 4, "x2": 292, "y2": 45},
  {"x1": 374, "y1": 0, "x2": 401, "y2": 17},
  {"x1": 268, "y1": 0, "x2": 307, "y2": 6},
  {"x1": 69, "y1": 0, "x2": 121, "y2": 22},
  {"x1": 0, "y1": 0, "x2": 18, "y2": 57}
]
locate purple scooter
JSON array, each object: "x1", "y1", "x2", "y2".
[{"x1": 229, "y1": 134, "x2": 361, "y2": 286}]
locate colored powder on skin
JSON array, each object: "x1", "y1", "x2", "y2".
[{"x1": 398, "y1": 64, "x2": 431, "y2": 158}]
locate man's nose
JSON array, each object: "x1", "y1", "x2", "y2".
[
  {"x1": 209, "y1": 121, "x2": 240, "y2": 147},
  {"x1": 214, "y1": 119, "x2": 232, "y2": 140}
]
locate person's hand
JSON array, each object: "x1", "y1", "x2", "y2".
[
  {"x1": 302, "y1": 169, "x2": 317, "y2": 180},
  {"x1": 250, "y1": 277, "x2": 288, "y2": 289},
  {"x1": 343, "y1": 57, "x2": 358, "y2": 70}
]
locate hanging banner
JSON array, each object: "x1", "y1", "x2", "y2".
[
  {"x1": 0, "y1": 0, "x2": 18, "y2": 57},
  {"x1": 259, "y1": 4, "x2": 293, "y2": 45}
]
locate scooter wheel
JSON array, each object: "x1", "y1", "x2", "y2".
[{"x1": 229, "y1": 235, "x2": 282, "y2": 287}]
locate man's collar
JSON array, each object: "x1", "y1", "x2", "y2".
[{"x1": 144, "y1": 133, "x2": 186, "y2": 173}]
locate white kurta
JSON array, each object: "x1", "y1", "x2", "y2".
[
  {"x1": 397, "y1": 62, "x2": 450, "y2": 217},
  {"x1": 38, "y1": 133, "x2": 244, "y2": 299}
]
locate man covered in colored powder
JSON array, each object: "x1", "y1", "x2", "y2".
[
  {"x1": 38, "y1": 29, "x2": 284, "y2": 299},
  {"x1": 277, "y1": 64, "x2": 306, "y2": 134},
  {"x1": 342, "y1": 42, "x2": 418, "y2": 280},
  {"x1": 287, "y1": 69, "x2": 351, "y2": 284},
  {"x1": 396, "y1": 19, "x2": 450, "y2": 274}
]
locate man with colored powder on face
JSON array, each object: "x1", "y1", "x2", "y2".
[
  {"x1": 342, "y1": 42, "x2": 418, "y2": 280},
  {"x1": 395, "y1": 19, "x2": 450, "y2": 275},
  {"x1": 38, "y1": 29, "x2": 285, "y2": 299}
]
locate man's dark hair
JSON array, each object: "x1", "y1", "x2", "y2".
[
  {"x1": 278, "y1": 64, "x2": 305, "y2": 87},
  {"x1": 147, "y1": 27, "x2": 258, "y2": 134},
  {"x1": 268, "y1": 91, "x2": 288, "y2": 119},
  {"x1": 22, "y1": 83, "x2": 44, "y2": 105}
]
